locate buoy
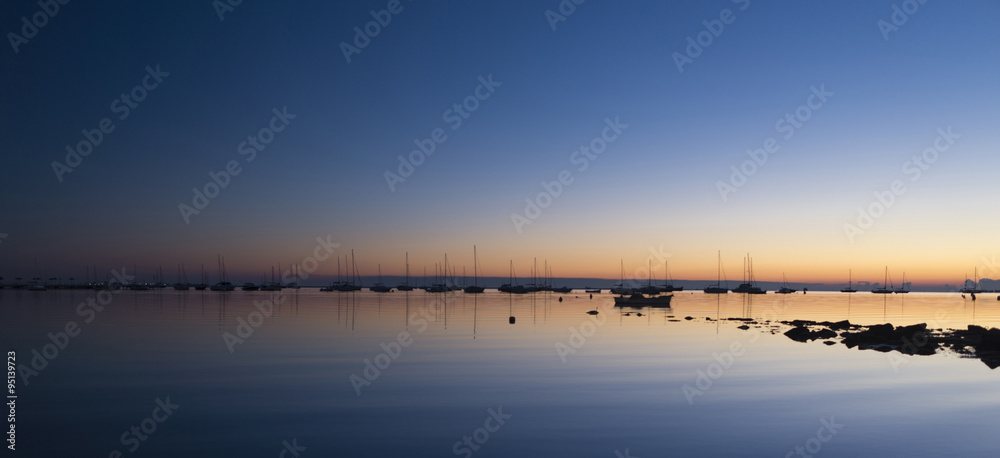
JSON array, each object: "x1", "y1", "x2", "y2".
[
  {"x1": 589, "y1": 293, "x2": 593, "y2": 299},
  {"x1": 558, "y1": 297, "x2": 563, "y2": 302}
]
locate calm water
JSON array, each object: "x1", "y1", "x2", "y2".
[{"x1": 4, "y1": 289, "x2": 1000, "y2": 457}]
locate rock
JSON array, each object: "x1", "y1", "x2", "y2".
[
  {"x1": 785, "y1": 326, "x2": 836, "y2": 343},
  {"x1": 827, "y1": 320, "x2": 851, "y2": 330},
  {"x1": 586, "y1": 310, "x2": 599, "y2": 315}
]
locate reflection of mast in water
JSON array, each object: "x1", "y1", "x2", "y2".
[
  {"x1": 508, "y1": 292, "x2": 515, "y2": 324},
  {"x1": 404, "y1": 291, "x2": 410, "y2": 330},
  {"x1": 716, "y1": 293, "x2": 721, "y2": 334},
  {"x1": 177, "y1": 290, "x2": 187, "y2": 319},
  {"x1": 217, "y1": 291, "x2": 227, "y2": 331},
  {"x1": 472, "y1": 294, "x2": 477, "y2": 339}
]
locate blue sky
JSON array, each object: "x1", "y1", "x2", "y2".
[{"x1": 2, "y1": 0, "x2": 998, "y2": 283}]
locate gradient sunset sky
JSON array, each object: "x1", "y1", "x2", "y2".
[{"x1": 2, "y1": 0, "x2": 998, "y2": 285}]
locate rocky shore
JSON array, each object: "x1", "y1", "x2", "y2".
[{"x1": 779, "y1": 319, "x2": 1000, "y2": 369}]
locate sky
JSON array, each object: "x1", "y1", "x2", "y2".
[{"x1": 1, "y1": 0, "x2": 999, "y2": 285}]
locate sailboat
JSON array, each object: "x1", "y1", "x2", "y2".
[
  {"x1": 523, "y1": 258, "x2": 542, "y2": 292},
  {"x1": 27, "y1": 261, "x2": 46, "y2": 291},
  {"x1": 397, "y1": 252, "x2": 415, "y2": 291},
  {"x1": 130, "y1": 264, "x2": 149, "y2": 290},
  {"x1": 776, "y1": 273, "x2": 796, "y2": 294},
  {"x1": 426, "y1": 255, "x2": 450, "y2": 292},
  {"x1": 173, "y1": 264, "x2": 190, "y2": 290},
  {"x1": 260, "y1": 266, "x2": 282, "y2": 291},
  {"x1": 894, "y1": 272, "x2": 910, "y2": 294},
  {"x1": 871, "y1": 267, "x2": 893, "y2": 294},
  {"x1": 610, "y1": 260, "x2": 636, "y2": 295},
  {"x1": 659, "y1": 260, "x2": 684, "y2": 292},
  {"x1": 194, "y1": 264, "x2": 208, "y2": 290},
  {"x1": 285, "y1": 264, "x2": 301, "y2": 289},
  {"x1": 210, "y1": 255, "x2": 236, "y2": 291},
  {"x1": 639, "y1": 260, "x2": 661, "y2": 295},
  {"x1": 153, "y1": 266, "x2": 167, "y2": 289},
  {"x1": 463, "y1": 246, "x2": 485, "y2": 293},
  {"x1": 731, "y1": 254, "x2": 765, "y2": 294},
  {"x1": 840, "y1": 269, "x2": 857, "y2": 293},
  {"x1": 548, "y1": 264, "x2": 572, "y2": 294},
  {"x1": 703, "y1": 251, "x2": 729, "y2": 294},
  {"x1": 370, "y1": 264, "x2": 392, "y2": 292},
  {"x1": 960, "y1": 268, "x2": 984, "y2": 294},
  {"x1": 614, "y1": 292, "x2": 672, "y2": 306},
  {"x1": 499, "y1": 261, "x2": 527, "y2": 294}
]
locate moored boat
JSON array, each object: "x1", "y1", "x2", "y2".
[{"x1": 614, "y1": 293, "x2": 673, "y2": 306}]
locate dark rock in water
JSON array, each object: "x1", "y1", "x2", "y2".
[
  {"x1": 636, "y1": 313, "x2": 643, "y2": 317},
  {"x1": 586, "y1": 310, "x2": 599, "y2": 315},
  {"x1": 558, "y1": 297, "x2": 563, "y2": 302},
  {"x1": 823, "y1": 340, "x2": 836, "y2": 346},
  {"x1": 737, "y1": 325, "x2": 750, "y2": 330},
  {"x1": 783, "y1": 319, "x2": 819, "y2": 327},
  {"x1": 785, "y1": 326, "x2": 837, "y2": 342},
  {"x1": 867, "y1": 323, "x2": 895, "y2": 337},
  {"x1": 827, "y1": 320, "x2": 851, "y2": 330},
  {"x1": 685, "y1": 316, "x2": 694, "y2": 320}
]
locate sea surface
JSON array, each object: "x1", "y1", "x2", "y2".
[{"x1": 4, "y1": 289, "x2": 1000, "y2": 457}]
